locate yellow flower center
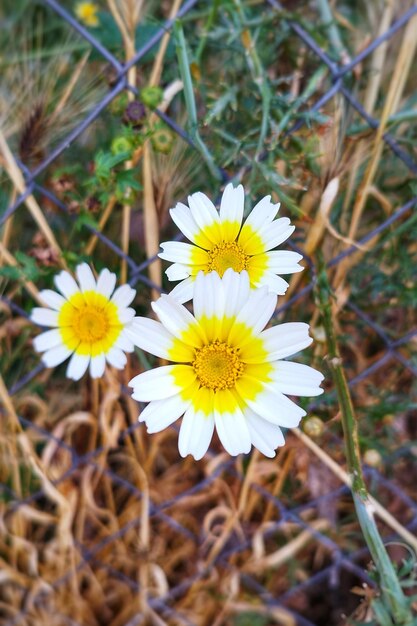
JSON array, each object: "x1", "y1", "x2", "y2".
[
  {"x1": 58, "y1": 291, "x2": 122, "y2": 357},
  {"x1": 193, "y1": 341, "x2": 245, "y2": 391},
  {"x1": 71, "y1": 307, "x2": 109, "y2": 343},
  {"x1": 206, "y1": 241, "x2": 248, "y2": 277}
]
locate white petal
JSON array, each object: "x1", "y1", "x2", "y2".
[
  {"x1": 214, "y1": 403, "x2": 252, "y2": 456},
  {"x1": 76, "y1": 263, "x2": 96, "y2": 292},
  {"x1": 245, "y1": 408, "x2": 285, "y2": 457},
  {"x1": 188, "y1": 192, "x2": 221, "y2": 238},
  {"x1": 115, "y1": 331, "x2": 134, "y2": 353},
  {"x1": 118, "y1": 307, "x2": 136, "y2": 324},
  {"x1": 270, "y1": 361, "x2": 324, "y2": 396},
  {"x1": 219, "y1": 184, "x2": 244, "y2": 231},
  {"x1": 258, "y1": 272, "x2": 289, "y2": 295},
  {"x1": 258, "y1": 220, "x2": 295, "y2": 252},
  {"x1": 265, "y1": 250, "x2": 304, "y2": 273},
  {"x1": 96, "y1": 268, "x2": 117, "y2": 298},
  {"x1": 31, "y1": 308, "x2": 59, "y2": 327},
  {"x1": 151, "y1": 295, "x2": 202, "y2": 346},
  {"x1": 244, "y1": 385, "x2": 305, "y2": 428},
  {"x1": 33, "y1": 328, "x2": 63, "y2": 353},
  {"x1": 229, "y1": 287, "x2": 276, "y2": 344},
  {"x1": 170, "y1": 277, "x2": 195, "y2": 304},
  {"x1": 41, "y1": 344, "x2": 72, "y2": 368},
  {"x1": 170, "y1": 202, "x2": 210, "y2": 247},
  {"x1": 105, "y1": 347, "x2": 127, "y2": 369},
  {"x1": 54, "y1": 270, "x2": 79, "y2": 299},
  {"x1": 66, "y1": 353, "x2": 90, "y2": 380},
  {"x1": 38, "y1": 289, "x2": 66, "y2": 310},
  {"x1": 259, "y1": 323, "x2": 313, "y2": 361},
  {"x1": 165, "y1": 262, "x2": 191, "y2": 281},
  {"x1": 139, "y1": 394, "x2": 191, "y2": 433},
  {"x1": 244, "y1": 195, "x2": 281, "y2": 231},
  {"x1": 221, "y1": 268, "x2": 251, "y2": 318},
  {"x1": 178, "y1": 406, "x2": 214, "y2": 460},
  {"x1": 159, "y1": 241, "x2": 195, "y2": 264},
  {"x1": 125, "y1": 318, "x2": 174, "y2": 360},
  {"x1": 90, "y1": 353, "x2": 106, "y2": 378},
  {"x1": 130, "y1": 365, "x2": 193, "y2": 401},
  {"x1": 193, "y1": 271, "x2": 224, "y2": 323},
  {"x1": 111, "y1": 284, "x2": 136, "y2": 308}
]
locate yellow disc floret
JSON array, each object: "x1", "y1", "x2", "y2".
[
  {"x1": 58, "y1": 291, "x2": 122, "y2": 356},
  {"x1": 206, "y1": 241, "x2": 248, "y2": 277},
  {"x1": 193, "y1": 341, "x2": 245, "y2": 391}
]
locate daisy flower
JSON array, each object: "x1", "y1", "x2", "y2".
[
  {"x1": 159, "y1": 183, "x2": 303, "y2": 303},
  {"x1": 127, "y1": 270, "x2": 323, "y2": 460},
  {"x1": 31, "y1": 263, "x2": 136, "y2": 380},
  {"x1": 75, "y1": 2, "x2": 100, "y2": 27}
]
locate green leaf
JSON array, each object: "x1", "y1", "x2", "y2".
[
  {"x1": 116, "y1": 169, "x2": 142, "y2": 194},
  {"x1": 0, "y1": 266, "x2": 21, "y2": 280},
  {"x1": 74, "y1": 212, "x2": 100, "y2": 232},
  {"x1": 14, "y1": 252, "x2": 40, "y2": 281},
  {"x1": 95, "y1": 150, "x2": 130, "y2": 179}
]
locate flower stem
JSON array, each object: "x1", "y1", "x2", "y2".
[{"x1": 316, "y1": 261, "x2": 413, "y2": 625}]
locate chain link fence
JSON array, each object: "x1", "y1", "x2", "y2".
[{"x1": 1, "y1": 1, "x2": 417, "y2": 625}]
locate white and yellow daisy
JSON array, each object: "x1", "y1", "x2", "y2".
[
  {"x1": 127, "y1": 270, "x2": 323, "y2": 459},
  {"x1": 31, "y1": 263, "x2": 136, "y2": 380},
  {"x1": 159, "y1": 183, "x2": 303, "y2": 303}
]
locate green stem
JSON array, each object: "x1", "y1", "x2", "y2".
[
  {"x1": 316, "y1": 260, "x2": 413, "y2": 626},
  {"x1": 316, "y1": 0, "x2": 348, "y2": 61},
  {"x1": 195, "y1": 0, "x2": 220, "y2": 64},
  {"x1": 232, "y1": 0, "x2": 271, "y2": 169},
  {"x1": 174, "y1": 21, "x2": 221, "y2": 181}
]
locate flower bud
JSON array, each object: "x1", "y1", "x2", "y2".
[
  {"x1": 363, "y1": 449, "x2": 382, "y2": 468},
  {"x1": 124, "y1": 101, "x2": 146, "y2": 127},
  {"x1": 151, "y1": 128, "x2": 174, "y2": 154},
  {"x1": 111, "y1": 136, "x2": 133, "y2": 156},
  {"x1": 140, "y1": 86, "x2": 163, "y2": 109},
  {"x1": 303, "y1": 416, "x2": 324, "y2": 437}
]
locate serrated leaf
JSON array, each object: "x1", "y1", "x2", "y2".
[
  {"x1": 95, "y1": 150, "x2": 130, "y2": 179},
  {"x1": 75, "y1": 212, "x2": 100, "y2": 232},
  {"x1": 116, "y1": 169, "x2": 142, "y2": 193}
]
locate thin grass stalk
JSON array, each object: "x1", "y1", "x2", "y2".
[
  {"x1": 149, "y1": 0, "x2": 183, "y2": 87},
  {"x1": 174, "y1": 21, "x2": 221, "y2": 181},
  {"x1": 107, "y1": 0, "x2": 140, "y2": 283},
  {"x1": 341, "y1": 2, "x2": 393, "y2": 231},
  {"x1": 85, "y1": 196, "x2": 117, "y2": 255},
  {"x1": 316, "y1": 261, "x2": 413, "y2": 625},
  {"x1": 0, "y1": 188, "x2": 16, "y2": 269},
  {"x1": 341, "y1": 1, "x2": 394, "y2": 234},
  {"x1": 0, "y1": 241, "x2": 42, "y2": 303},
  {"x1": 143, "y1": 142, "x2": 161, "y2": 301},
  {"x1": 0, "y1": 128, "x2": 66, "y2": 268},
  {"x1": 334, "y1": 8, "x2": 417, "y2": 289},
  {"x1": 0, "y1": 373, "x2": 23, "y2": 498}
]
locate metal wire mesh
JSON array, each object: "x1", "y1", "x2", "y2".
[{"x1": 1, "y1": 1, "x2": 416, "y2": 625}]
